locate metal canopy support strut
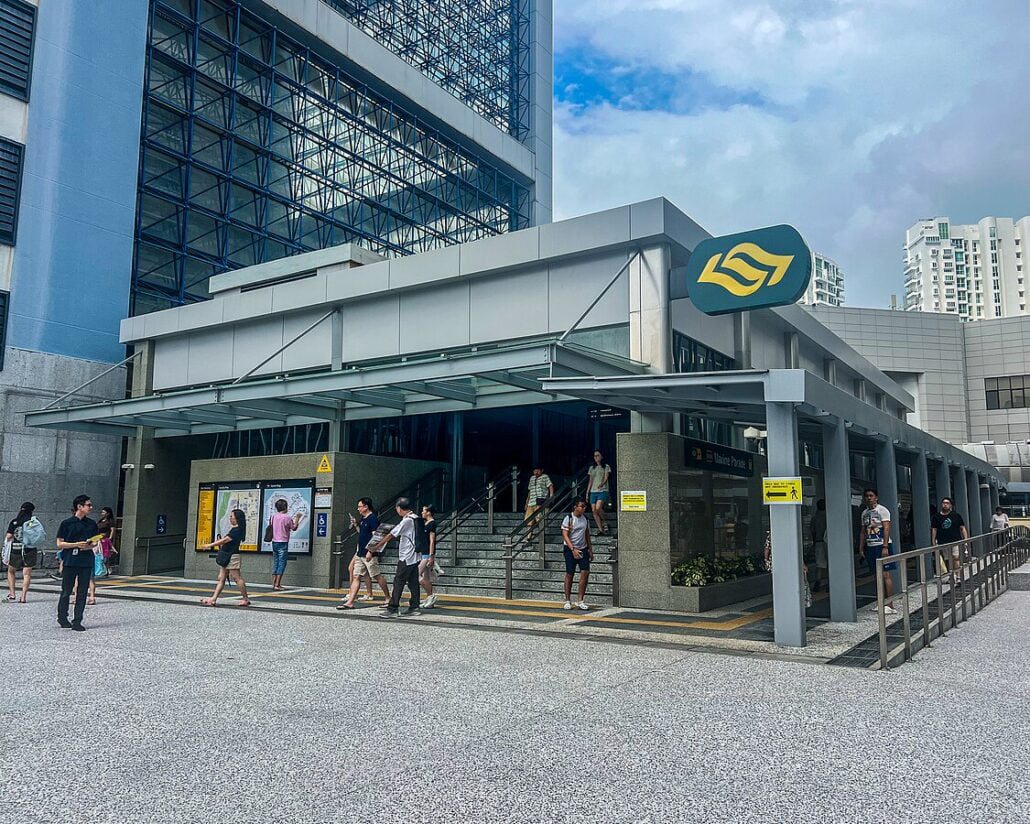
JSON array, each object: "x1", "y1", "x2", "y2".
[{"x1": 766, "y1": 400, "x2": 806, "y2": 647}]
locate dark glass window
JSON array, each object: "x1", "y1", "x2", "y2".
[
  {"x1": 0, "y1": 136, "x2": 23, "y2": 245},
  {"x1": 673, "y1": 332, "x2": 735, "y2": 445},
  {"x1": 0, "y1": 0, "x2": 35, "y2": 100},
  {"x1": 985, "y1": 374, "x2": 1030, "y2": 410},
  {"x1": 133, "y1": 0, "x2": 533, "y2": 312},
  {"x1": 326, "y1": 0, "x2": 531, "y2": 140}
]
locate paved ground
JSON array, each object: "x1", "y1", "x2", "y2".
[{"x1": 4, "y1": 588, "x2": 1029, "y2": 823}]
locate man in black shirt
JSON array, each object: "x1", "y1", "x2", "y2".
[
  {"x1": 55, "y1": 494, "x2": 99, "y2": 631},
  {"x1": 931, "y1": 497, "x2": 968, "y2": 573}
]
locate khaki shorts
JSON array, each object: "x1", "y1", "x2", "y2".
[
  {"x1": 225, "y1": 553, "x2": 242, "y2": 571},
  {"x1": 353, "y1": 554, "x2": 381, "y2": 578},
  {"x1": 419, "y1": 557, "x2": 437, "y2": 583}
]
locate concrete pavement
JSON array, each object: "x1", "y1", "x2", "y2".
[{"x1": 3, "y1": 588, "x2": 1029, "y2": 823}]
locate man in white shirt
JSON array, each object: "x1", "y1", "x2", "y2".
[
  {"x1": 561, "y1": 498, "x2": 594, "y2": 611},
  {"x1": 859, "y1": 487, "x2": 897, "y2": 614},
  {"x1": 372, "y1": 497, "x2": 421, "y2": 617}
]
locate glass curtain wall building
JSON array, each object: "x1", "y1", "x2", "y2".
[
  {"x1": 0, "y1": 0, "x2": 552, "y2": 531},
  {"x1": 134, "y1": 0, "x2": 537, "y2": 312}
]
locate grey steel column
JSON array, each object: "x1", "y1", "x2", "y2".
[
  {"x1": 952, "y1": 464, "x2": 970, "y2": 533},
  {"x1": 766, "y1": 401, "x2": 806, "y2": 647},
  {"x1": 934, "y1": 459, "x2": 951, "y2": 507},
  {"x1": 822, "y1": 416, "x2": 856, "y2": 622},
  {"x1": 875, "y1": 438, "x2": 901, "y2": 592},
  {"x1": 966, "y1": 469, "x2": 983, "y2": 536},
  {"x1": 979, "y1": 477, "x2": 992, "y2": 535},
  {"x1": 911, "y1": 451, "x2": 932, "y2": 576},
  {"x1": 990, "y1": 483, "x2": 1000, "y2": 513}
]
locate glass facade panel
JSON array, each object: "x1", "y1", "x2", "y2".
[
  {"x1": 326, "y1": 0, "x2": 531, "y2": 140},
  {"x1": 133, "y1": 0, "x2": 532, "y2": 312}
]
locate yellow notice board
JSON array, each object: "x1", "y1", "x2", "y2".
[
  {"x1": 620, "y1": 490, "x2": 647, "y2": 512},
  {"x1": 196, "y1": 485, "x2": 215, "y2": 547},
  {"x1": 317, "y1": 454, "x2": 333, "y2": 473},
  {"x1": 763, "y1": 477, "x2": 803, "y2": 505}
]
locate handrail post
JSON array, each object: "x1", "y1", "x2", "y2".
[
  {"x1": 919, "y1": 548, "x2": 931, "y2": 649},
  {"x1": 511, "y1": 466, "x2": 519, "y2": 512},
  {"x1": 451, "y1": 509, "x2": 459, "y2": 567},
  {"x1": 538, "y1": 505, "x2": 547, "y2": 568},
  {"x1": 504, "y1": 539, "x2": 513, "y2": 600},
  {"x1": 901, "y1": 564, "x2": 912, "y2": 662},
  {"x1": 487, "y1": 482, "x2": 495, "y2": 534},
  {"x1": 877, "y1": 557, "x2": 888, "y2": 669}
]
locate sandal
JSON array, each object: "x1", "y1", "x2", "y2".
[
  {"x1": 200, "y1": 598, "x2": 217, "y2": 606},
  {"x1": 237, "y1": 600, "x2": 252, "y2": 607},
  {"x1": 87, "y1": 597, "x2": 97, "y2": 605},
  {"x1": 335, "y1": 601, "x2": 354, "y2": 610},
  {"x1": 5, "y1": 594, "x2": 14, "y2": 602}
]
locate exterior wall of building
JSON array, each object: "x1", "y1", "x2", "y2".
[
  {"x1": 904, "y1": 216, "x2": 1028, "y2": 320},
  {"x1": 133, "y1": 0, "x2": 550, "y2": 313},
  {"x1": 800, "y1": 252, "x2": 845, "y2": 307},
  {"x1": 963, "y1": 316, "x2": 1030, "y2": 443},
  {"x1": 9, "y1": 0, "x2": 149, "y2": 362},
  {"x1": 806, "y1": 306, "x2": 969, "y2": 444},
  {"x1": 0, "y1": 1, "x2": 141, "y2": 534}
]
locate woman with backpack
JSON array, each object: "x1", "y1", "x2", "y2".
[{"x1": 4, "y1": 502, "x2": 44, "y2": 603}]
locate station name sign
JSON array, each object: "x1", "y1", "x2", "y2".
[
  {"x1": 673, "y1": 224, "x2": 812, "y2": 315},
  {"x1": 683, "y1": 437, "x2": 754, "y2": 478}
]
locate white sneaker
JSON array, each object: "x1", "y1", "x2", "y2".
[
  {"x1": 883, "y1": 605, "x2": 899, "y2": 615},
  {"x1": 563, "y1": 601, "x2": 572, "y2": 610},
  {"x1": 423, "y1": 593, "x2": 438, "y2": 609},
  {"x1": 576, "y1": 601, "x2": 589, "y2": 611}
]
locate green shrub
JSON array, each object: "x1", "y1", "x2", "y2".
[{"x1": 671, "y1": 553, "x2": 764, "y2": 588}]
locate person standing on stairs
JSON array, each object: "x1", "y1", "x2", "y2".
[
  {"x1": 561, "y1": 498, "x2": 593, "y2": 612},
  {"x1": 524, "y1": 465, "x2": 553, "y2": 543},
  {"x1": 586, "y1": 450, "x2": 612, "y2": 535}
]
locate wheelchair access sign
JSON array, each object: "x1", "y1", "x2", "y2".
[{"x1": 763, "y1": 477, "x2": 802, "y2": 505}]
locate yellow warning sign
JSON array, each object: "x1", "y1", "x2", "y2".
[
  {"x1": 763, "y1": 477, "x2": 802, "y2": 505},
  {"x1": 620, "y1": 490, "x2": 647, "y2": 512},
  {"x1": 316, "y1": 454, "x2": 333, "y2": 474}
]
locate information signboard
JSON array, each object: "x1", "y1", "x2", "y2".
[
  {"x1": 620, "y1": 490, "x2": 648, "y2": 511},
  {"x1": 259, "y1": 479, "x2": 315, "y2": 554}
]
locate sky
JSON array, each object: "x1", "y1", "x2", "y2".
[{"x1": 550, "y1": 0, "x2": 1030, "y2": 308}]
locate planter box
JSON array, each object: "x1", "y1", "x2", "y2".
[{"x1": 670, "y1": 572, "x2": 772, "y2": 612}]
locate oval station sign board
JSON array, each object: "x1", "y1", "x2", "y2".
[{"x1": 675, "y1": 224, "x2": 813, "y2": 315}]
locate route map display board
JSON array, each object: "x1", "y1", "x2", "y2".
[
  {"x1": 259, "y1": 479, "x2": 314, "y2": 554},
  {"x1": 215, "y1": 482, "x2": 261, "y2": 552},
  {"x1": 196, "y1": 479, "x2": 317, "y2": 555}
]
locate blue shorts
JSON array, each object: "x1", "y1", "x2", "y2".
[
  {"x1": 865, "y1": 543, "x2": 896, "y2": 574},
  {"x1": 563, "y1": 547, "x2": 591, "y2": 574},
  {"x1": 271, "y1": 541, "x2": 290, "y2": 575},
  {"x1": 589, "y1": 491, "x2": 609, "y2": 506}
]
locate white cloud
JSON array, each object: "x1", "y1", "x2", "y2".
[{"x1": 552, "y1": 1, "x2": 1030, "y2": 305}]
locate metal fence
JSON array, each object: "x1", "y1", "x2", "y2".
[{"x1": 876, "y1": 526, "x2": 1030, "y2": 669}]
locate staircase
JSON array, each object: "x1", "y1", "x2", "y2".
[
  {"x1": 438, "y1": 512, "x2": 617, "y2": 605},
  {"x1": 372, "y1": 513, "x2": 616, "y2": 604}
]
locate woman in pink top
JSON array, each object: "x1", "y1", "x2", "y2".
[{"x1": 269, "y1": 498, "x2": 303, "y2": 590}]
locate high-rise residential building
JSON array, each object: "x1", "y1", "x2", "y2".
[
  {"x1": 799, "y1": 252, "x2": 845, "y2": 307},
  {"x1": 903, "y1": 216, "x2": 1030, "y2": 320},
  {"x1": 0, "y1": 0, "x2": 552, "y2": 527}
]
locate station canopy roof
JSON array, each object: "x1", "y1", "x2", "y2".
[{"x1": 25, "y1": 340, "x2": 646, "y2": 438}]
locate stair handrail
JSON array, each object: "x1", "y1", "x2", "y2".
[
  {"x1": 501, "y1": 466, "x2": 592, "y2": 597},
  {"x1": 439, "y1": 465, "x2": 520, "y2": 564},
  {"x1": 330, "y1": 466, "x2": 448, "y2": 586}
]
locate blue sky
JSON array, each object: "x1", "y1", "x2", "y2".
[{"x1": 550, "y1": 1, "x2": 1030, "y2": 307}]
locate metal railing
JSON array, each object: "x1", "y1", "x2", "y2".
[
  {"x1": 329, "y1": 467, "x2": 448, "y2": 587},
  {"x1": 502, "y1": 467, "x2": 591, "y2": 599},
  {"x1": 137, "y1": 533, "x2": 187, "y2": 575},
  {"x1": 437, "y1": 465, "x2": 520, "y2": 566},
  {"x1": 876, "y1": 526, "x2": 1030, "y2": 669}
]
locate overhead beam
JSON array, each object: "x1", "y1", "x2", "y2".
[{"x1": 401, "y1": 381, "x2": 476, "y2": 404}]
